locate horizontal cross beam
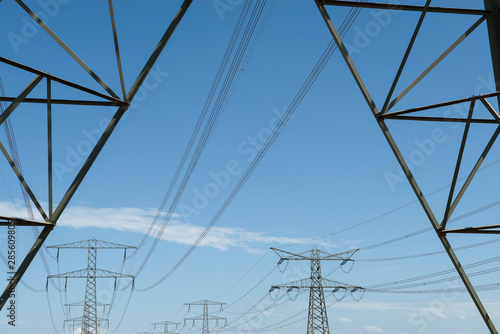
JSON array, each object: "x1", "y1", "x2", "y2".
[
  {"x1": 0, "y1": 215, "x2": 54, "y2": 227},
  {"x1": 0, "y1": 97, "x2": 122, "y2": 107},
  {"x1": 317, "y1": 0, "x2": 490, "y2": 15},
  {"x1": 442, "y1": 224, "x2": 500, "y2": 234}
]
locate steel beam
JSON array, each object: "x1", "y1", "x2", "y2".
[
  {"x1": 481, "y1": 98, "x2": 500, "y2": 121},
  {"x1": 0, "y1": 56, "x2": 125, "y2": 105},
  {"x1": 48, "y1": 78, "x2": 53, "y2": 220},
  {"x1": 383, "y1": 115, "x2": 498, "y2": 123},
  {"x1": 15, "y1": 0, "x2": 119, "y2": 98},
  {"x1": 485, "y1": 0, "x2": 500, "y2": 109},
  {"x1": 382, "y1": 91, "x2": 500, "y2": 117},
  {"x1": 0, "y1": 97, "x2": 122, "y2": 107},
  {"x1": 319, "y1": 0, "x2": 489, "y2": 15},
  {"x1": 386, "y1": 16, "x2": 486, "y2": 112},
  {"x1": 442, "y1": 102, "x2": 475, "y2": 229},
  {"x1": 443, "y1": 225, "x2": 500, "y2": 234},
  {"x1": 315, "y1": 4, "x2": 379, "y2": 116},
  {"x1": 0, "y1": 215, "x2": 53, "y2": 227},
  {"x1": 0, "y1": 139, "x2": 49, "y2": 222},
  {"x1": 0, "y1": 225, "x2": 53, "y2": 309},
  {"x1": 51, "y1": 106, "x2": 127, "y2": 222},
  {"x1": 381, "y1": 0, "x2": 431, "y2": 114},
  {"x1": 0, "y1": 75, "x2": 43, "y2": 126},
  {"x1": 108, "y1": 0, "x2": 126, "y2": 100},
  {"x1": 127, "y1": 0, "x2": 193, "y2": 102},
  {"x1": 446, "y1": 125, "x2": 500, "y2": 222}
]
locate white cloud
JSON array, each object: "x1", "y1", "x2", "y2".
[
  {"x1": 339, "y1": 317, "x2": 353, "y2": 323},
  {"x1": 0, "y1": 200, "x2": 24, "y2": 218},
  {"x1": 0, "y1": 201, "x2": 314, "y2": 253},
  {"x1": 363, "y1": 325, "x2": 383, "y2": 332}
]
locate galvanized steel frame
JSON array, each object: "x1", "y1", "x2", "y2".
[
  {"x1": 271, "y1": 247, "x2": 361, "y2": 334},
  {"x1": 0, "y1": 0, "x2": 193, "y2": 310},
  {"x1": 315, "y1": 0, "x2": 500, "y2": 332}
]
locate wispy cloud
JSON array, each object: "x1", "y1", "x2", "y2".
[
  {"x1": 363, "y1": 325, "x2": 383, "y2": 332},
  {"x1": 340, "y1": 317, "x2": 353, "y2": 323},
  {"x1": 0, "y1": 201, "x2": 315, "y2": 253}
]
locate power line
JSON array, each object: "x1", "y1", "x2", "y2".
[
  {"x1": 134, "y1": 0, "x2": 270, "y2": 278},
  {"x1": 135, "y1": 0, "x2": 366, "y2": 292},
  {"x1": 134, "y1": 0, "x2": 254, "y2": 254}
]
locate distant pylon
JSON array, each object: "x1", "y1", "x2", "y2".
[
  {"x1": 184, "y1": 300, "x2": 227, "y2": 334},
  {"x1": 152, "y1": 320, "x2": 180, "y2": 334},
  {"x1": 47, "y1": 237, "x2": 136, "y2": 334},
  {"x1": 270, "y1": 247, "x2": 363, "y2": 334}
]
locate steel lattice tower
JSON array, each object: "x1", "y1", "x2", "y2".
[
  {"x1": 271, "y1": 247, "x2": 363, "y2": 334},
  {"x1": 184, "y1": 300, "x2": 227, "y2": 334},
  {"x1": 308, "y1": 248, "x2": 330, "y2": 333},
  {"x1": 313, "y1": 1, "x2": 500, "y2": 332},
  {"x1": 82, "y1": 238, "x2": 98, "y2": 334},
  {"x1": 0, "y1": 0, "x2": 193, "y2": 311},
  {"x1": 47, "y1": 238, "x2": 135, "y2": 334}
]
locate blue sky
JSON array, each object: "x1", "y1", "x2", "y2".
[{"x1": 1, "y1": 0, "x2": 500, "y2": 333}]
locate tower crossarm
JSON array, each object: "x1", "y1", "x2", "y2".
[
  {"x1": 47, "y1": 237, "x2": 136, "y2": 249},
  {"x1": 271, "y1": 278, "x2": 361, "y2": 290},
  {"x1": 184, "y1": 315, "x2": 228, "y2": 329},
  {"x1": 48, "y1": 268, "x2": 134, "y2": 279},
  {"x1": 152, "y1": 320, "x2": 180, "y2": 326},
  {"x1": 271, "y1": 247, "x2": 358, "y2": 262},
  {"x1": 184, "y1": 315, "x2": 226, "y2": 321},
  {"x1": 63, "y1": 316, "x2": 109, "y2": 324},
  {"x1": 184, "y1": 299, "x2": 227, "y2": 306},
  {"x1": 65, "y1": 301, "x2": 110, "y2": 307},
  {"x1": 152, "y1": 320, "x2": 180, "y2": 334}
]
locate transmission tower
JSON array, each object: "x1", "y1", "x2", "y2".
[
  {"x1": 184, "y1": 300, "x2": 227, "y2": 334},
  {"x1": 47, "y1": 237, "x2": 135, "y2": 334},
  {"x1": 152, "y1": 320, "x2": 180, "y2": 334},
  {"x1": 0, "y1": 0, "x2": 193, "y2": 311},
  {"x1": 313, "y1": 1, "x2": 500, "y2": 332},
  {"x1": 270, "y1": 247, "x2": 363, "y2": 334}
]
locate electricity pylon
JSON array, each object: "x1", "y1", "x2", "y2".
[
  {"x1": 270, "y1": 247, "x2": 363, "y2": 334},
  {"x1": 184, "y1": 300, "x2": 228, "y2": 334},
  {"x1": 0, "y1": 0, "x2": 193, "y2": 311},
  {"x1": 313, "y1": 1, "x2": 500, "y2": 332},
  {"x1": 47, "y1": 237, "x2": 135, "y2": 334},
  {"x1": 152, "y1": 320, "x2": 180, "y2": 334}
]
